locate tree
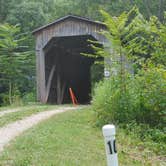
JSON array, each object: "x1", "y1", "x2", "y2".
[
  {"x1": 6, "y1": 1, "x2": 47, "y2": 32},
  {"x1": 91, "y1": 8, "x2": 166, "y2": 129},
  {"x1": 0, "y1": 0, "x2": 11, "y2": 22},
  {"x1": 98, "y1": 7, "x2": 166, "y2": 70},
  {"x1": 150, "y1": 14, "x2": 166, "y2": 66},
  {"x1": 0, "y1": 23, "x2": 32, "y2": 104}
]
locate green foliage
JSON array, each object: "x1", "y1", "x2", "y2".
[
  {"x1": 132, "y1": 66, "x2": 166, "y2": 126},
  {"x1": 0, "y1": 108, "x2": 106, "y2": 166},
  {"x1": 10, "y1": 86, "x2": 23, "y2": 106},
  {"x1": 0, "y1": 0, "x2": 11, "y2": 22},
  {"x1": 124, "y1": 122, "x2": 166, "y2": 154},
  {"x1": 92, "y1": 8, "x2": 166, "y2": 151},
  {"x1": 0, "y1": 93, "x2": 9, "y2": 106},
  {"x1": 6, "y1": 1, "x2": 47, "y2": 32},
  {"x1": 92, "y1": 67, "x2": 166, "y2": 153},
  {"x1": 92, "y1": 75, "x2": 134, "y2": 126},
  {"x1": 150, "y1": 17, "x2": 166, "y2": 66},
  {"x1": 1, "y1": 0, "x2": 166, "y2": 107},
  {"x1": 90, "y1": 63, "x2": 104, "y2": 91},
  {"x1": 0, "y1": 107, "x2": 164, "y2": 165},
  {"x1": 0, "y1": 23, "x2": 33, "y2": 105},
  {"x1": 123, "y1": 12, "x2": 166, "y2": 67},
  {"x1": 22, "y1": 92, "x2": 36, "y2": 104}
]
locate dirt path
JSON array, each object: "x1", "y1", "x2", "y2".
[{"x1": 0, "y1": 106, "x2": 80, "y2": 153}]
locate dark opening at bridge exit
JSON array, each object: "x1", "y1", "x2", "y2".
[{"x1": 44, "y1": 35, "x2": 97, "y2": 104}]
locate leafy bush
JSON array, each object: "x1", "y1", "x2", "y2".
[
  {"x1": 90, "y1": 7, "x2": 166, "y2": 156},
  {"x1": 90, "y1": 63, "x2": 104, "y2": 92},
  {"x1": 92, "y1": 75, "x2": 134, "y2": 126},
  {"x1": 132, "y1": 66, "x2": 166, "y2": 127},
  {"x1": 0, "y1": 86, "x2": 23, "y2": 106},
  {"x1": 123, "y1": 121, "x2": 166, "y2": 154},
  {"x1": 92, "y1": 66, "x2": 166, "y2": 128},
  {"x1": 22, "y1": 92, "x2": 36, "y2": 104},
  {"x1": 92, "y1": 66, "x2": 166, "y2": 155},
  {"x1": 0, "y1": 93, "x2": 10, "y2": 106}
]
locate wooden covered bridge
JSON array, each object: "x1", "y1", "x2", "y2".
[{"x1": 32, "y1": 15, "x2": 107, "y2": 104}]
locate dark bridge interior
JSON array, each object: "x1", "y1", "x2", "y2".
[{"x1": 44, "y1": 35, "x2": 102, "y2": 104}]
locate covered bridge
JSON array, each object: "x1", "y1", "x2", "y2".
[{"x1": 32, "y1": 15, "x2": 107, "y2": 104}]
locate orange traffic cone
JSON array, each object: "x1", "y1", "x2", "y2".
[{"x1": 69, "y1": 88, "x2": 78, "y2": 106}]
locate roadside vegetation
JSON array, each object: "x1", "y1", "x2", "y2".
[
  {"x1": 90, "y1": 7, "x2": 166, "y2": 159},
  {"x1": 0, "y1": 107, "x2": 164, "y2": 166}
]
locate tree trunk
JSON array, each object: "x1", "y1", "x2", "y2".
[
  {"x1": 158, "y1": 0, "x2": 163, "y2": 22},
  {"x1": 144, "y1": 0, "x2": 151, "y2": 18},
  {"x1": 9, "y1": 81, "x2": 12, "y2": 105}
]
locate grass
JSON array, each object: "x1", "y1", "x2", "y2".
[
  {"x1": 117, "y1": 129, "x2": 165, "y2": 166},
  {"x1": 0, "y1": 105, "x2": 18, "y2": 111},
  {"x1": 0, "y1": 107, "x2": 164, "y2": 166},
  {"x1": 0, "y1": 103, "x2": 40, "y2": 111},
  {"x1": 0, "y1": 104, "x2": 57, "y2": 127}
]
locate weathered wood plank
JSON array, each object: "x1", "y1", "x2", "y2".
[
  {"x1": 35, "y1": 50, "x2": 40, "y2": 101},
  {"x1": 39, "y1": 49, "x2": 46, "y2": 103},
  {"x1": 44, "y1": 65, "x2": 56, "y2": 103}
]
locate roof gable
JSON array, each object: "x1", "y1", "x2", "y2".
[{"x1": 32, "y1": 15, "x2": 105, "y2": 34}]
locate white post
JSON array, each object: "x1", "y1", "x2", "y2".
[{"x1": 102, "y1": 124, "x2": 118, "y2": 166}]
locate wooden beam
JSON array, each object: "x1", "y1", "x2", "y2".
[
  {"x1": 35, "y1": 49, "x2": 40, "y2": 101},
  {"x1": 39, "y1": 49, "x2": 46, "y2": 103},
  {"x1": 44, "y1": 65, "x2": 56, "y2": 103}
]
